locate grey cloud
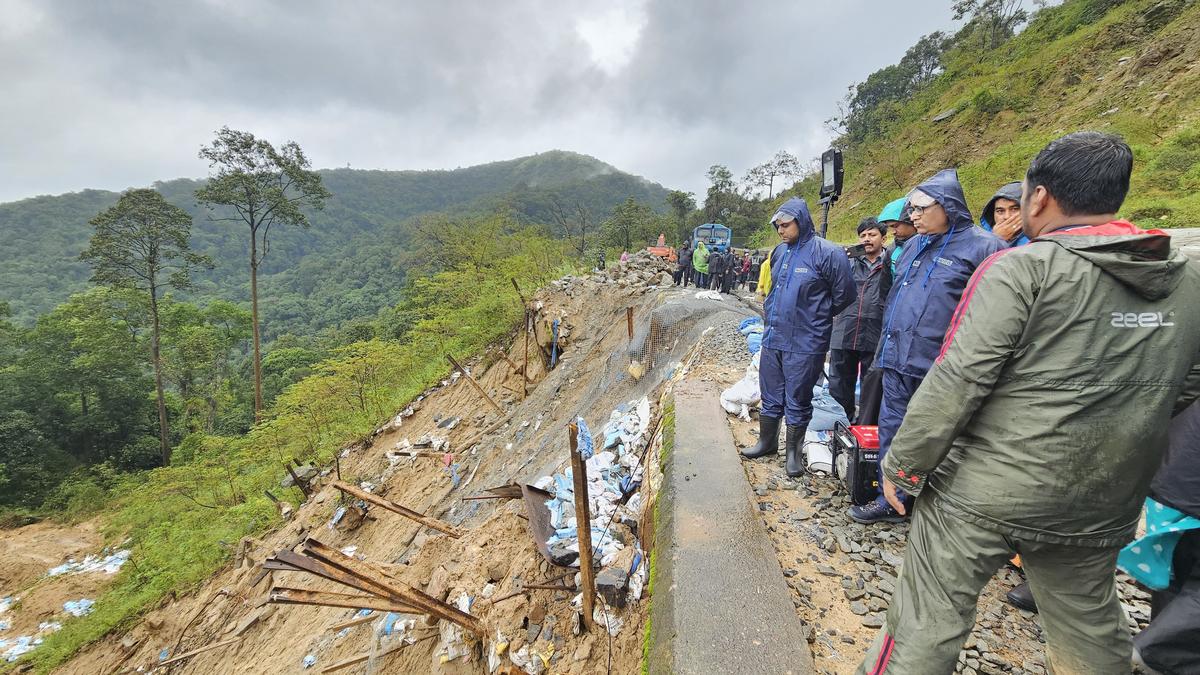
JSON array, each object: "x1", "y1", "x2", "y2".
[{"x1": 0, "y1": 0, "x2": 959, "y2": 203}]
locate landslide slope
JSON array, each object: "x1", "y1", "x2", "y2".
[{"x1": 814, "y1": 0, "x2": 1200, "y2": 241}]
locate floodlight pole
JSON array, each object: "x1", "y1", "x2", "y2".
[{"x1": 819, "y1": 195, "x2": 837, "y2": 239}]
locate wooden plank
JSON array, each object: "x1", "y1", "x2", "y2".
[
  {"x1": 446, "y1": 353, "x2": 504, "y2": 414},
  {"x1": 569, "y1": 422, "x2": 596, "y2": 630},
  {"x1": 154, "y1": 637, "x2": 241, "y2": 668},
  {"x1": 329, "y1": 480, "x2": 462, "y2": 538},
  {"x1": 319, "y1": 634, "x2": 435, "y2": 673},
  {"x1": 302, "y1": 538, "x2": 485, "y2": 636},
  {"x1": 324, "y1": 613, "x2": 379, "y2": 633},
  {"x1": 270, "y1": 550, "x2": 387, "y2": 598}
]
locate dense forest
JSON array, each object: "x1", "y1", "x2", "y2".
[{"x1": 0, "y1": 150, "x2": 670, "y2": 333}]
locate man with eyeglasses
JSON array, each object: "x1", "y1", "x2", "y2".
[
  {"x1": 848, "y1": 169, "x2": 1005, "y2": 525},
  {"x1": 741, "y1": 197, "x2": 855, "y2": 477}
]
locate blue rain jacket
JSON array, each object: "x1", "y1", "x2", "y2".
[
  {"x1": 762, "y1": 197, "x2": 856, "y2": 355},
  {"x1": 876, "y1": 169, "x2": 1007, "y2": 379}
]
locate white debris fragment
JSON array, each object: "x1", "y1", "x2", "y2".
[{"x1": 47, "y1": 549, "x2": 131, "y2": 577}]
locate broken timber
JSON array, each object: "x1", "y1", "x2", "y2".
[
  {"x1": 446, "y1": 353, "x2": 504, "y2": 413},
  {"x1": 320, "y1": 634, "x2": 436, "y2": 673},
  {"x1": 330, "y1": 480, "x2": 463, "y2": 538},
  {"x1": 269, "y1": 586, "x2": 418, "y2": 614},
  {"x1": 302, "y1": 538, "x2": 485, "y2": 637},
  {"x1": 569, "y1": 422, "x2": 597, "y2": 630}
]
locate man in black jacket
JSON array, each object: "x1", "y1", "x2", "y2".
[
  {"x1": 827, "y1": 217, "x2": 890, "y2": 422},
  {"x1": 709, "y1": 247, "x2": 728, "y2": 293}
]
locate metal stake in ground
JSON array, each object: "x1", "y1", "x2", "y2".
[
  {"x1": 569, "y1": 421, "x2": 596, "y2": 630},
  {"x1": 626, "y1": 306, "x2": 634, "y2": 342},
  {"x1": 445, "y1": 353, "x2": 503, "y2": 414}
]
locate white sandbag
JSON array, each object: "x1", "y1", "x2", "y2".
[{"x1": 804, "y1": 429, "x2": 834, "y2": 474}]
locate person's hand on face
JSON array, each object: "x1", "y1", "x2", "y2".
[{"x1": 991, "y1": 198, "x2": 1022, "y2": 241}]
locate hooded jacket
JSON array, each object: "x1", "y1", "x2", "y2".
[
  {"x1": 709, "y1": 248, "x2": 728, "y2": 276},
  {"x1": 830, "y1": 253, "x2": 888, "y2": 352},
  {"x1": 876, "y1": 169, "x2": 1007, "y2": 379},
  {"x1": 677, "y1": 245, "x2": 692, "y2": 270},
  {"x1": 692, "y1": 242, "x2": 710, "y2": 274},
  {"x1": 879, "y1": 196, "x2": 913, "y2": 277},
  {"x1": 762, "y1": 197, "x2": 856, "y2": 355},
  {"x1": 885, "y1": 221, "x2": 1200, "y2": 547},
  {"x1": 980, "y1": 182, "x2": 1030, "y2": 247}
]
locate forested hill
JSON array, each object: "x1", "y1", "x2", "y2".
[
  {"x1": 0, "y1": 150, "x2": 669, "y2": 333},
  {"x1": 777, "y1": 0, "x2": 1200, "y2": 242}
]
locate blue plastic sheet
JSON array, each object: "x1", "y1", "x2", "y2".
[{"x1": 575, "y1": 417, "x2": 594, "y2": 460}]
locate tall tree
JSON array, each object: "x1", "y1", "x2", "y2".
[
  {"x1": 81, "y1": 189, "x2": 211, "y2": 465},
  {"x1": 601, "y1": 198, "x2": 662, "y2": 251},
  {"x1": 743, "y1": 151, "x2": 803, "y2": 199},
  {"x1": 704, "y1": 165, "x2": 736, "y2": 221},
  {"x1": 952, "y1": 0, "x2": 1028, "y2": 51},
  {"x1": 195, "y1": 127, "x2": 331, "y2": 421},
  {"x1": 665, "y1": 190, "x2": 696, "y2": 235}
]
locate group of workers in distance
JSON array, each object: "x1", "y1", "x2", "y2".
[
  {"x1": 673, "y1": 240, "x2": 762, "y2": 293},
  {"x1": 742, "y1": 131, "x2": 1200, "y2": 675}
]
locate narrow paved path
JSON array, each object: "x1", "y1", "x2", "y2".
[{"x1": 649, "y1": 380, "x2": 814, "y2": 675}]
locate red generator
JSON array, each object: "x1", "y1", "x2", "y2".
[{"x1": 832, "y1": 422, "x2": 880, "y2": 506}]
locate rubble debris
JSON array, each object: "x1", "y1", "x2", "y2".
[
  {"x1": 46, "y1": 548, "x2": 131, "y2": 577},
  {"x1": 63, "y1": 599, "x2": 95, "y2": 617}
]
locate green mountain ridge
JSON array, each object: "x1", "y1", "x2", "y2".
[{"x1": 0, "y1": 150, "x2": 669, "y2": 333}]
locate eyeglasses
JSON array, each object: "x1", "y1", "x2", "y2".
[{"x1": 909, "y1": 202, "x2": 938, "y2": 216}]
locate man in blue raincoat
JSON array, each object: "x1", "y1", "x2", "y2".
[
  {"x1": 849, "y1": 169, "x2": 1006, "y2": 524},
  {"x1": 741, "y1": 197, "x2": 855, "y2": 477}
]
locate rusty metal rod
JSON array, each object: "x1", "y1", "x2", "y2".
[
  {"x1": 569, "y1": 422, "x2": 596, "y2": 630},
  {"x1": 446, "y1": 353, "x2": 504, "y2": 413},
  {"x1": 329, "y1": 480, "x2": 462, "y2": 538},
  {"x1": 626, "y1": 306, "x2": 634, "y2": 341},
  {"x1": 269, "y1": 550, "x2": 385, "y2": 598},
  {"x1": 302, "y1": 538, "x2": 485, "y2": 637},
  {"x1": 268, "y1": 586, "x2": 418, "y2": 614}
]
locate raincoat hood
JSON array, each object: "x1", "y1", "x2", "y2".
[
  {"x1": 981, "y1": 182, "x2": 1023, "y2": 227},
  {"x1": 1040, "y1": 221, "x2": 1190, "y2": 300},
  {"x1": 877, "y1": 197, "x2": 909, "y2": 223},
  {"x1": 773, "y1": 197, "x2": 816, "y2": 242},
  {"x1": 914, "y1": 169, "x2": 974, "y2": 231}
]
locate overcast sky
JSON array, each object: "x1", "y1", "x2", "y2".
[{"x1": 0, "y1": 0, "x2": 962, "y2": 204}]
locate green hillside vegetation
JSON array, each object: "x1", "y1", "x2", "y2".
[
  {"x1": 758, "y1": 0, "x2": 1200, "y2": 244},
  {"x1": 0, "y1": 150, "x2": 668, "y2": 333},
  {"x1": 9, "y1": 219, "x2": 575, "y2": 674}
]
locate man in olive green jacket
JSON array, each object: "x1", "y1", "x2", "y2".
[{"x1": 859, "y1": 132, "x2": 1200, "y2": 675}]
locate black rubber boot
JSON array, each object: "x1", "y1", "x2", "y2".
[
  {"x1": 785, "y1": 424, "x2": 804, "y2": 477},
  {"x1": 740, "y1": 416, "x2": 781, "y2": 459},
  {"x1": 1005, "y1": 581, "x2": 1038, "y2": 613}
]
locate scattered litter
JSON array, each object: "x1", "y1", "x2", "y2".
[
  {"x1": 804, "y1": 429, "x2": 835, "y2": 474},
  {"x1": 592, "y1": 603, "x2": 624, "y2": 636},
  {"x1": 63, "y1": 599, "x2": 95, "y2": 617},
  {"x1": 694, "y1": 290, "x2": 723, "y2": 301},
  {"x1": 302, "y1": 653, "x2": 316, "y2": 668},
  {"x1": 47, "y1": 549, "x2": 131, "y2": 577},
  {"x1": 720, "y1": 351, "x2": 760, "y2": 420},
  {"x1": 339, "y1": 545, "x2": 358, "y2": 557},
  {"x1": 436, "y1": 593, "x2": 474, "y2": 663},
  {"x1": 0, "y1": 597, "x2": 14, "y2": 614},
  {"x1": 159, "y1": 647, "x2": 169, "y2": 661}
]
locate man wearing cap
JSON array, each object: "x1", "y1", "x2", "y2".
[
  {"x1": 849, "y1": 169, "x2": 1006, "y2": 524},
  {"x1": 856, "y1": 132, "x2": 1200, "y2": 675},
  {"x1": 878, "y1": 196, "x2": 917, "y2": 277},
  {"x1": 828, "y1": 217, "x2": 890, "y2": 423},
  {"x1": 741, "y1": 197, "x2": 855, "y2": 476}
]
